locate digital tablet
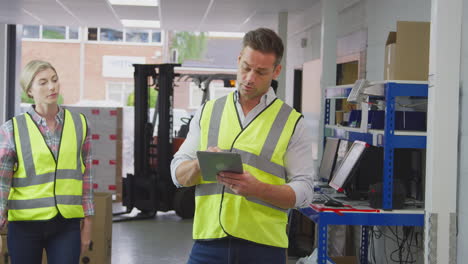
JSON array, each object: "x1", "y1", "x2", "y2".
[{"x1": 196, "y1": 151, "x2": 243, "y2": 182}]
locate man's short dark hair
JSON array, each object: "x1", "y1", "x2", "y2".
[{"x1": 242, "y1": 28, "x2": 284, "y2": 66}]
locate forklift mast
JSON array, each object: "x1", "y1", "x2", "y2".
[
  {"x1": 123, "y1": 64, "x2": 180, "y2": 214},
  {"x1": 119, "y1": 64, "x2": 240, "y2": 220}
]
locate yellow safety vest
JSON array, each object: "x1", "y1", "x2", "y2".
[
  {"x1": 194, "y1": 92, "x2": 302, "y2": 248},
  {"x1": 8, "y1": 109, "x2": 87, "y2": 221}
]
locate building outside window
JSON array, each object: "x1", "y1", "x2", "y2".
[
  {"x1": 88, "y1": 28, "x2": 98, "y2": 41},
  {"x1": 87, "y1": 27, "x2": 162, "y2": 44},
  {"x1": 152, "y1": 31, "x2": 161, "y2": 43},
  {"x1": 188, "y1": 81, "x2": 234, "y2": 109},
  {"x1": 69, "y1": 27, "x2": 79, "y2": 40},
  {"x1": 126, "y1": 29, "x2": 149, "y2": 43},
  {"x1": 106, "y1": 82, "x2": 134, "y2": 106},
  {"x1": 42, "y1": 26, "x2": 66, "y2": 39},
  {"x1": 100, "y1": 28, "x2": 124, "y2": 42},
  {"x1": 22, "y1": 25, "x2": 40, "y2": 38},
  {"x1": 189, "y1": 82, "x2": 204, "y2": 109},
  {"x1": 209, "y1": 81, "x2": 234, "y2": 100},
  {"x1": 22, "y1": 25, "x2": 80, "y2": 41}
]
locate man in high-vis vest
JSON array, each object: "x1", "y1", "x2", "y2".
[{"x1": 171, "y1": 28, "x2": 314, "y2": 264}]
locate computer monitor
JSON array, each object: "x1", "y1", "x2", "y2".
[
  {"x1": 318, "y1": 137, "x2": 340, "y2": 182},
  {"x1": 333, "y1": 139, "x2": 351, "y2": 174},
  {"x1": 329, "y1": 141, "x2": 369, "y2": 192}
]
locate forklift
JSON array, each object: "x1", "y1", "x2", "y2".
[{"x1": 114, "y1": 64, "x2": 236, "y2": 221}]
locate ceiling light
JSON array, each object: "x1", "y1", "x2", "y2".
[
  {"x1": 121, "y1": 19, "x2": 160, "y2": 28},
  {"x1": 109, "y1": 0, "x2": 158, "y2": 7},
  {"x1": 208, "y1": 32, "x2": 245, "y2": 38}
]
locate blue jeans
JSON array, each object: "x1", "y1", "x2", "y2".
[
  {"x1": 7, "y1": 214, "x2": 81, "y2": 264},
  {"x1": 187, "y1": 237, "x2": 286, "y2": 264}
]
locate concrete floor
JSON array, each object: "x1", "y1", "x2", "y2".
[{"x1": 111, "y1": 209, "x2": 300, "y2": 264}]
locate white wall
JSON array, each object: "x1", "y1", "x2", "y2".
[
  {"x1": 365, "y1": 0, "x2": 431, "y2": 81},
  {"x1": 285, "y1": 2, "x2": 322, "y2": 105},
  {"x1": 0, "y1": 24, "x2": 6, "y2": 124},
  {"x1": 337, "y1": 0, "x2": 367, "y2": 37},
  {"x1": 285, "y1": 0, "x2": 367, "y2": 105},
  {"x1": 457, "y1": 0, "x2": 468, "y2": 261}
]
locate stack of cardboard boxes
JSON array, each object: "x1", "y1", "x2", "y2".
[
  {"x1": 66, "y1": 106, "x2": 123, "y2": 200},
  {"x1": 0, "y1": 227, "x2": 8, "y2": 264}
]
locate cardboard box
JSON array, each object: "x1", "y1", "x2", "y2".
[
  {"x1": 330, "y1": 256, "x2": 358, "y2": 264},
  {"x1": 80, "y1": 192, "x2": 112, "y2": 264},
  {"x1": 384, "y1": 21, "x2": 430, "y2": 81},
  {"x1": 66, "y1": 106, "x2": 123, "y2": 196},
  {"x1": 0, "y1": 225, "x2": 7, "y2": 236},
  {"x1": 335, "y1": 111, "x2": 344, "y2": 125},
  {"x1": 0, "y1": 235, "x2": 8, "y2": 264}
]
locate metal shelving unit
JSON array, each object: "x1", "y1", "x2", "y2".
[
  {"x1": 301, "y1": 81, "x2": 428, "y2": 264},
  {"x1": 299, "y1": 206, "x2": 424, "y2": 264},
  {"x1": 325, "y1": 81, "x2": 428, "y2": 209}
]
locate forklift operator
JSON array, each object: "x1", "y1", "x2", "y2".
[{"x1": 171, "y1": 27, "x2": 315, "y2": 264}]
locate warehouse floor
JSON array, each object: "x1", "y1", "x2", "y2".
[{"x1": 111, "y1": 208, "x2": 300, "y2": 264}]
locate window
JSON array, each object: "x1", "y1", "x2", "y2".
[
  {"x1": 100, "y1": 28, "x2": 123, "y2": 42},
  {"x1": 170, "y1": 49, "x2": 178, "y2": 63},
  {"x1": 22, "y1": 25, "x2": 40, "y2": 38},
  {"x1": 43, "y1": 26, "x2": 66, "y2": 39},
  {"x1": 210, "y1": 81, "x2": 234, "y2": 99},
  {"x1": 22, "y1": 25, "x2": 80, "y2": 41},
  {"x1": 84, "y1": 27, "x2": 162, "y2": 44},
  {"x1": 88, "y1": 28, "x2": 98, "y2": 41},
  {"x1": 189, "y1": 82, "x2": 204, "y2": 109},
  {"x1": 126, "y1": 29, "x2": 149, "y2": 43},
  {"x1": 189, "y1": 80, "x2": 235, "y2": 109},
  {"x1": 152, "y1": 31, "x2": 161, "y2": 43},
  {"x1": 106, "y1": 82, "x2": 134, "y2": 106},
  {"x1": 69, "y1": 27, "x2": 79, "y2": 40}
]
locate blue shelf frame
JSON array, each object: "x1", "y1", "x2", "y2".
[
  {"x1": 324, "y1": 82, "x2": 428, "y2": 209},
  {"x1": 382, "y1": 82, "x2": 428, "y2": 209},
  {"x1": 299, "y1": 207, "x2": 424, "y2": 264},
  {"x1": 325, "y1": 99, "x2": 331, "y2": 125}
]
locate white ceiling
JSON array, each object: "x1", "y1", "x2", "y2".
[{"x1": 0, "y1": 0, "x2": 318, "y2": 32}]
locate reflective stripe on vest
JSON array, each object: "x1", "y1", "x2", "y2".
[
  {"x1": 8, "y1": 109, "x2": 86, "y2": 221},
  {"x1": 194, "y1": 92, "x2": 302, "y2": 248}
]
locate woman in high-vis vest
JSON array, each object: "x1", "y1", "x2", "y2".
[
  {"x1": 0, "y1": 60, "x2": 94, "y2": 264},
  {"x1": 171, "y1": 28, "x2": 315, "y2": 264}
]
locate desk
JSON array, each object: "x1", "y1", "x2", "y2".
[{"x1": 299, "y1": 202, "x2": 424, "y2": 264}]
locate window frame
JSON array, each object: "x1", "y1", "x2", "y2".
[
  {"x1": 21, "y1": 25, "x2": 81, "y2": 43},
  {"x1": 106, "y1": 81, "x2": 135, "y2": 106},
  {"x1": 86, "y1": 27, "x2": 163, "y2": 46}
]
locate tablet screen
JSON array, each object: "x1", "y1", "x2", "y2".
[{"x1": 196, "y1": 151, "x2": 243, "y2": 182}]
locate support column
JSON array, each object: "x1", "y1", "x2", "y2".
[
  {"x1": 457, "y1": 0, "x2": 468, "y2": 260},
  {"x1": 277, "y1": 11, "x2": 288, "y2": 100},
  {"x1": 425, "y1": 0, "x2": 462, "y2": 263},
  {"x1": 0, "y1": 24, "x2": 7, "y2": 124},
  {"x1": 79, "y1": 27, "x2": 86, "y2": 102},
  {"x1": 162, "y1": 30, "x2": 170, "y2": 63},
  {"x1": 318, "y1": 0, "x2": 338, "y2": 157},
  {"x1": 6, "y1": 25, "x2": 21, "y2": 119}
]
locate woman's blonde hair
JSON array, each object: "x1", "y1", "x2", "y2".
[{"x1": 20, "y1": 60, "x2": 57, "y2": 98}]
